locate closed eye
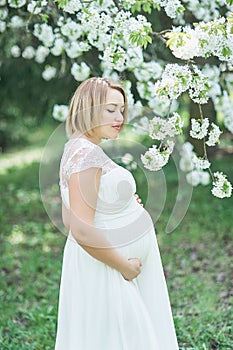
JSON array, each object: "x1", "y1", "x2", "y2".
[{"x1": 107, "y1": 109, "x2": 115, "y2": 113}]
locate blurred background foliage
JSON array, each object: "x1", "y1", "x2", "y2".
[{"x1": 0, "y1": 5, "x2": 225, "y2": 153}]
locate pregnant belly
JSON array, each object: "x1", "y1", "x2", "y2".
[
  {"x1": 94, "y1": 198, "x2": 155, "y2": 248},
  {"x1": 115, "y1": 227, "x2": 155, "y2": 264}
]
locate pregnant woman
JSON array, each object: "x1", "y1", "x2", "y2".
[{"x1": 55, "y1": 77, "x2": 179, "y2": 349}]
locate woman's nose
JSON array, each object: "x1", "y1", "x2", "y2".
[{"x1": 115, "y1": 110, "x2": 124, "y2": 122}]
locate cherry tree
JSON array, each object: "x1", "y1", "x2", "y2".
[{"x1": 1, "y1": 0, "x2": 233, "y2": 198}]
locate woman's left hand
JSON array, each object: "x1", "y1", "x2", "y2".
[{"x1": 134, "y1": 193, "x2": 143, "y2": 206}]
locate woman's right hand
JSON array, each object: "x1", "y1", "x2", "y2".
[{"x1": 121, "y1": 258, "x2": 142, "y2": 281}]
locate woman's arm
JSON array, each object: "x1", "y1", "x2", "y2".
[
  {"x1": 62, "y1": 202, "x2": 70, "y2": 230},
  {"x1": 68, "y1": 167, "x2": 142, "y2": 281}
]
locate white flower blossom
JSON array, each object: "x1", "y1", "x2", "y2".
[
  {"x1": 170, "y1": 29, "x2": 200, "y2": 60},
  {"x1": 190, "y1": 118, "x2": 209, "y2": 139},
  {"x1": 27, "y1": 1, "x2": 41, "y2": 14},
  {"x1": 0, "y1": 20, "x2": 6, "y2": 32},
  {"x1": 65, "y1": 41, "x2": 84, "y2": 59},
  {"x1": 42, "y1": 66, "x2": 57, "y2": 81},
  {"x1": 141, "y1": 140, "x2": 174, "y2": 171},
  {"x1": 202, "y1": 64, "x2": 221, "y2": 99},
  {"x1": 188, "y1": 66, "x2": 210, "y2": 104},
  {"x1": 164, "y1": 0, "x2": 184, "y2": 19},
  {"x1": 205, "y1": 123, "x2": 222, "y2": 146},
  {"x1": 199, "y1": 171, "x2": 210, "y2": 186},
  {"x1": 186, "y1": 170, "x2": 202, "y2": 186},
  {"x1": 214, "y1": 92, "x2": 233, "y2": 133},
  {"x1": 0, "y1": 7, "x2": 8, "y2": 20},
  {"x1": 63, "y1": 0, "x2": 82, "y2": 13},
  {"x1": 186, "y1": 170, "x2": 210, "y2": 186},
  {"x1": 9, "y1": 15, "x2": 24, "y2": 28},
  {"x1": 52, "y1": 104, "x2": 68, "y2": 122},
  {"x1": 121, "y1": 153, "x2": 134, "y2": 165},
  {"x1": 130, "y1": 161, "x2": 137, "y2": 170},
  {"x1": 22, "y1": 46, "x2": 35, "y2": 59},
  {"x1": 211, "y1": 172, "x2": 232, "y2": 198},
  {"x1": 191, "y1": 154, "x2": 211, "y2": 170},
  {"x1": 179, "y1": 142, "x2": 210, "y2": 186},
  {"x1": 35, "y1": 45, "x2": 50, "y2": 64},
  {"x1": 179, "y1": 141, "x2": 194, "y2": 171},
  {"x1": 154, "y1": 64, "x2": 192, "y2": 99},
  {"x1": 33, "y1": 23, "x2": 54, "y2": 47},
  {"x1": 101, "y1": 45, "x2": 126, "y2": 72},
  {"x1": 179, "y1": 157, "x2": 194, "y2": 172},
  {"x1": 0, "y1": 0, "x2": 6, "y2": 5},
  {"x1": 134, "y1": 61, "x2": 163, "y2": 82},
  {"x1": 8, "y1": 0, "x2": 26, "y2": 8},
  {"x1": 61, "y1": 20, "x2": 82, "y2": 41},
  {"x1": 71, "y1": 62, "x2": 90, "y2": 81},
  {"x1": 11, "y1": 45, "x2": 21, "y2": 57},
  {"x1": 149, "y1": 112, "x2": 183, "y2": 141},
  {"x1": 51, "y1": 38, "x2": 65, "y2": 56}
]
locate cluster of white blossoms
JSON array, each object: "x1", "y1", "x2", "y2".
[
  {"x1": 8, "y1": 0, "x2": 26, "y2": 8},
  {"x1": 214, "y1": 91, "x2": 233, "y2": 133},
  {"x1": 27, "y1": 0, "x2": 47, "y2": 15},
  {"x1": 179, "y1": 142, "x2": 232, "y2": 198},
  {"x1": 33, "y1": 23, "x2": 54, "y2": 48},
  {"x1": 22, "y1": 46, "x2": 35, "y2": 60},
  {"x1": 202, "y1": 64, "x2": 221, "y2": 100},
  {"x1": 62, "y1": 0, "x2": 82, "y2": 14},
  {"x1": 52, "y1": 104, "x2": 69, "y2": 122},
  {"x1": 179, "y1": 142, "x2": 210, "y2": 186},
  {"x1": 167, "y1": 16, "x2": 233, "y2": 64},
  {"x1": 156, "y1": 0, "x2": 184, "y2": 19},
  {"x1": 141, "y1": 111, "x2": 183, "y2": 173},
  {"x1": 121, "y1": 153, "x2": 137, "y2": 171},
  {"x1": 190, "y1": 118, "x2": 209, "y2": 139},
  {"x1": 124, "y1": 0, "x2": 184, "y2": 19},
  {"x1": 182, "y1": 0, "x2": 232, "y2": 22},
  {"x1": 154, "y1": 64, "x2": 210, "y2": 104},
  {"x1": 149, "y1": 112, "x2": 184, "y2": 141},
  {"x1": 211, "y1": 172, "x2": 232, "y2": 198},
  {"x1": 2, "y1": 0, "x2": 233, "y2": 199},
  {"x1": 71, "y1": 62, "x2": 90, "y2": 82},
  {"x1": 136, "y1": 80, "x2": 179, "y2": 117},
  {"x1": 141, "y1": 140, "x2": 175, "y2": 171},
  {"x1": 190, "y1": 118, "x2": 222, "y2": 146},
  {"x1": 11, "y1": 44, "x2": 21, "y2": 57},
  {"x1": 154, "y1": 64, "x2": 192, "y2": 100},
  {"x1": 42, "y1": 65, "x2": 57, "y2": 81},
  {"x1": 205, "y1": 123, "x2": 222, "y2": 146}
]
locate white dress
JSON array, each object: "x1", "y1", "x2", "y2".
[{"x1": 55, "y1": 137, "x2": 179, "y2": 350}]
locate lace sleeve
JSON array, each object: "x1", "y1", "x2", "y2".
[
  {"x1": 60, "y1": 142, "x2": 110, "y2": 190},
  {"x1": 67, "y1": 145, "x2": 107, "y2": 177}
]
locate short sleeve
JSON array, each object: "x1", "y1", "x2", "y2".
[{"x1": 66, "y1": 145, "x2": 107, "y2": 178}]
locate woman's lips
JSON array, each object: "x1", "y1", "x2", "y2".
[{"x1": 112, "y1": 125, "x2": 121, "y2": 131}]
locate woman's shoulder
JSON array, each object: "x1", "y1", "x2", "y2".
[{"x1": 61, "y1": 137, "x2": 111, "y2": 170}]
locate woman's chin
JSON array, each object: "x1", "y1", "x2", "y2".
[{"x1": 103, "y1": 130, "x2": 120, "y2": 139}]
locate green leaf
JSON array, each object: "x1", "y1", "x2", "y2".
[
  {"x1": 54, "y1": 0, "x2": 69, "y2": 8},
  {"x1": 222, "y1": 46, "x2": 232, "y2": 57},
  {"x1": 40, "y1": 13, "x2": 49, "y2": 23}
]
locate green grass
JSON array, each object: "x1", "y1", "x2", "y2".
[{"x1": 0, "y1": 135, "x2": 232, "y2": 349}]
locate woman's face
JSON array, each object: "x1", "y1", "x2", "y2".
[{"x1": 93, "y1": 88, "x2": 125, "y2": 141}]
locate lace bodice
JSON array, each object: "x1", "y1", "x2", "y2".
[
  {"x1": 59, "y1": 137, "x2": 154, "y2": 246},
  {"x1": 59, "y1": 137, "x2": 118, "y2": 192}
]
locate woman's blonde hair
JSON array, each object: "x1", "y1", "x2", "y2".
[{"x1": 66, "y1": 77, "x2": 128, "y2": 137}]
